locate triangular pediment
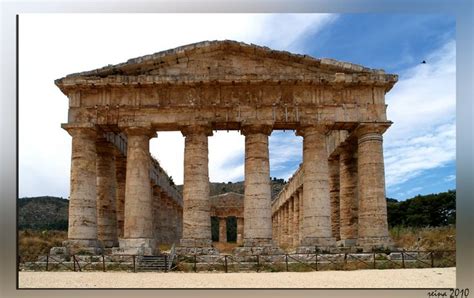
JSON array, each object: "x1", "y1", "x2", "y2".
[{"x1": 56, "y1": 40, "x2": 397, "y2": 91}]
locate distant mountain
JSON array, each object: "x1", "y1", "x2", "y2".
[
  {"x1": 175, "y1": 178, "x2": 287, "y2": 199},
  {"x1": 18, "y1": 196, "x2": 69, "y2": 230}
]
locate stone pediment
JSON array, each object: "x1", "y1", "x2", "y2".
[{"x1": 55, "y1": 40, "x2": 397, "y2": 92}]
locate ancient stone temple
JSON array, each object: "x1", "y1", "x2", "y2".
[{"x1": 55, "y1": 40, "x2": 397, "y2": 255}]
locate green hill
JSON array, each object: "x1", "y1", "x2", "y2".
[{"x1": 18, "y1": 196, "x2": 69, "y2": 230}]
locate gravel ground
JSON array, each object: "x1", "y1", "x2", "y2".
[{"x1": 19, "y1": 267, "x2": 455, "y2": 288}]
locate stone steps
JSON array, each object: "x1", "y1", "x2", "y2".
[{"x1": 137, "y1": 255, "x2": 170, "y2": 271}]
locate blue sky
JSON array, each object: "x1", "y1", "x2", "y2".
[{"x1": 19, "y1": 14, "x2": 456, "y2": 201}]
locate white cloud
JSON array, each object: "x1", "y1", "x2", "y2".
[
  {"x1": 19, "y1": 13, "x2": 336, "y2": 197},
  {"x1": 384, "y1": 40, "x2": 456, "y2": 189}
]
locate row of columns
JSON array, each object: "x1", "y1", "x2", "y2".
[
  {"x1": 66, "y1": 122, "x2": 389, "y2": 254},
  {"x1": 272, "y1": 124, "x2": 390, "y2": 249},
  {"x1": 65, "y1": 125, "x2": 183, "y2": 254}
]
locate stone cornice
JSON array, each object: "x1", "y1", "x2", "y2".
[{"x1": 56, "y1": 73, "x2": 398, "y2": 94}]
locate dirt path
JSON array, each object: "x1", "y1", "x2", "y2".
[{"x1": 19, "y1": 267, "x2": 455, "y2": 288}]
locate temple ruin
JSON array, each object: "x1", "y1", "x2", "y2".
[{"x1": 55, "y1": 40, "x2": 397, "y2": 255}]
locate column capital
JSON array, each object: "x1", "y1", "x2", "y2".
[
  {"x1": 295, "y1": 124, "x2": 329, "y2": 137},
  {"x1": 62, "y1": 123, "x2": 97, "y2": 138},
  {"x1": 181, "y1": 124, "x2": 213, "y2": 137},
  {"x1": 354, "y1": 122, "x2": 391, "y2": 138},
  {"x1": 240, "y1": 124, "x2": 273, "y2": 136},
  {"x1": 123, "y1": 126, "x2": 156, "y2": 139}
]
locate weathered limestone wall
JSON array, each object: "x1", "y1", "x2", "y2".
[{"x1": 242, "y1": 125, "x2": 273, "y2": 247}]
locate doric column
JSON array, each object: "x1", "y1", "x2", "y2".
[
  {"x1": 356, "y1": 124, "x2": 391, "y2": 248},
  {"x1": 293, "y1": 194, "x2": 300, "y2": 247},
  {"x1": 152, "y1": 186, "x2": 161, "y2": 242},
  {"x1": 287, "y1": 198, "x2": 294, "y2": 246},
  {"x1": 272, "y1": 215, "x2": 276, "y2": 242},
  {"x1": 164, "y1": 199, "x2": 173, "y2": 243},
  {"x1": 277, "y1": 209, "x2": 282, "y2": 246},
  {"x1": 63, "y1": 125, "x2": 100, "y2": 252},
  {"x1": 177, "y1": 208, "x2": 183, "y2": 241},
  {"x1": 96, "y1": 138, "x2": 118, "y2": 248},
  {"x1": 219, "y1": 217, "x2": 227, "y2": 243},
  {"x1": 329, "y1": 157, "x2": 341, "y2": 241},
  {"x1": 339, "y1": 143, "x2": 358, "y2": 245},
  {"x1": 241, "y1": 124, "x2": 273, "y2": 247},
  {"x1": 297, "y1": 126, "x2": 335, "y2": 247},
  {"x1": 115, "y1": 153, "x2": 126, "y2": 238},
  {"x1": 298, "y1": 190, "x2": 303, "y2": 244},
  {"x1": 120, "y1": 126, "x2": 156, "y2": 255},
  {"x1": 180, "y1": 125, "x2": 213, "y2": 247},
  {"x1": 236, "y1": 217, "x2": 244, "y2": 245},
  {"x1": 283, "y1": 202, "x2": 289, "y2": 246},
  {"x1": 171, "y1": 203, "x2": 178, "y2": 243}
]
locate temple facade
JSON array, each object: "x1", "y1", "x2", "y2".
[{"x1": 55, "y1": 40, "x2": 397, "y2": 255}]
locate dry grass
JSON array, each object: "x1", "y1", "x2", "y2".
[
  {"x1": 19, "y1": 230, "x2": 67, "y2": 260},
  {"x1": 390, "y1": 225, "x2": 455, "y2": 251}
]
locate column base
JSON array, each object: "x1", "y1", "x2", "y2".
[
  {"x1": 233, "y1": 246, "x2": 285, "y2": 256},
  {"x1": 336, "y1": 238, "x2": 357, "y2": 247},
  {"x1": 300, "y1": 236, "x2": 336, "y2": 247},
  {"x1": 62, "y1": 239, "x2": 102, "y2": 255},
  {"x1": 112, "y1": 238, "x2": 158, "y2": 255},
  {"x1": 101, "y1": 239, "x2": 119, "y2": 248},
  {"x1": 357, "y1": 236, "x2": 395, "y2": 252}
]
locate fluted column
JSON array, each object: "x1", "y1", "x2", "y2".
[
  {"x1": 298, "y1": 190, "x2": 303, "y2": 244},
  {"x1": 219, "y1": 217, "x2": 227, "y2": 243},
  {"x1": 339, "y1": 144, "x2": 358, "y2": 245},
  {"x1": 120, "y1": 126, "x2": 156, "y2": 255},
  {"x1": 151, "y1": 186, "x2": 161, "y2": 242},
  {"x1": 177, "y1": 208, "x2": 183, "y2": 241},
  {"x1": 329, "y1": 157, "x2": 341, "y2": 241},
  {"x1": 293, "y1": 194, "x2": 300, "y2": 247},
  {"x1": 242, "y1": 124, "x2": 273, "y2": 247},
  {"x1": 180, "y1": 125, "x2": 213, "y2": 247},
  {"x1": 115, "y1": 153, "x2": 126, "y2": 239},
  {"x1": 96, "y1": 138, "x2": 118, "y2": 247},
  {"x1": 63, "y1": 126, "x2": 100, "y2": 252},
  {"x1": 283, "y1": 203, "x2": 289, "y2": 246},
  {"x1": 287, "y1": 198, "x2": 294, "y2": 246},
  {"x1": 278, "y1": 209, "x2": 283, "y2": 246},
  {"x1": 297, "y1": 126, "x2": 335, "y2": 247},
  {"x1": 356, "y1": 124, "x2": 391, "y2": 248}
]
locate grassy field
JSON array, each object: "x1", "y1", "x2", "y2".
[{"x1": 389, "y1": 225, "x2": 455, "y2": 251}]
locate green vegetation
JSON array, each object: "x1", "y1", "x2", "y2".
[
  {"x1": 387, "y1": 190, "x2": 455, "y2": 227},
  {"x1": 18, "y1": 196, "x2": 68, "y2": 230}
]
